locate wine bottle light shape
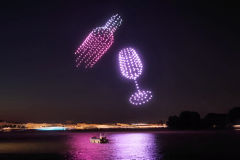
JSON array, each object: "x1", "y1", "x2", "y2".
[
  {"x1": 118, "y1": 47, "x2": 153, "y2": 105},
  {"x1": 74, "y1": 14, "x2": 122, "y2": 68}
]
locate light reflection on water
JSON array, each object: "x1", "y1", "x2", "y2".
[
  {"x1": 0, "y1": 131, "x2": 239, "y2": 160},
  {"x1": 112, "y1": 133, "x2": 160, "y2": 160},
  {"x1": 67, "y1": 132, "x2": 161, "y2": 160}
]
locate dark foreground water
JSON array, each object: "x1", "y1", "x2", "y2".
[{"x1": 0, "y1": 130, "x2": 239, "y2": 160}]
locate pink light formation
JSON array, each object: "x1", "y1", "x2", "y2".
[
  {"x1": 75, "y1": 14, "x2": 122, "y2": 68},
  {"x1": 119, "y1": 48, "x2": 153, "y2": 105}
]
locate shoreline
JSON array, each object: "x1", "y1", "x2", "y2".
[{"x1": 0, "y1": 128, "x2": 236, "y2": 133}]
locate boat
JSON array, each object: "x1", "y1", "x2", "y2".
[{"x1": 90, "y1": 133, "x2": 109, "y2": 144}]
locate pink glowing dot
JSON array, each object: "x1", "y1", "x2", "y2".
[
  {"x1": 74, "y1": 14, "x2": 122, "y2": 68},
  {"x1": 118, "y1": 47, "x2": 153, "y2": 105}
]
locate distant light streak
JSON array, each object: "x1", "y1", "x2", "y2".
[
  {"x1": 75, "y1": 14, "x2": 122, "y2": 68},
  {"x1": 233, "y1": 125, "x2": 240, "y2": 130},
  {"x1": 118, "y1": 47, "x2": 153, "y2": 105},
  {"x1": 36, "y1": 127, "x2": 66, "y2": 131}
]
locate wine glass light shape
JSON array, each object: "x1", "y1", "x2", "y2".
[
  {"x1": 119, "y1": 47, "x2": 153, "y2": 105},
  {"x1": 74, "y1": 14, "x2": 122, "y2": 68}
]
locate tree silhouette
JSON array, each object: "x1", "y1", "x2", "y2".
[
  {"x1": 167, "y1": 116, "x2": 179, "y2": 129},
  {"x1": 228, "y1": 107, "x2": 240, "y2": 124},
  {"x1": 179, "y1": 111, "x2": 201, "y2": 129},
  {"x1": 204, "y1": 113, "x2": 227, "y2": 129},
  {"x1": 167, "y1": 111, "x2": 201, "y2": 129}
]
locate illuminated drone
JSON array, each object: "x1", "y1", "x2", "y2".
[
  {"x1": 118, "y1": 47, "x2": 153, "y2": 105},
  {"x1": 74, "y1": 14, "x2": 122, "y2": 68}
]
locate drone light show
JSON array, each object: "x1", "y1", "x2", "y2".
[
  {"x1": 119, "y1": 47, "x2": 153, "y2": 105},
  {"x1": 74, "y1": 14, "x2": 122, "y2": 68}
]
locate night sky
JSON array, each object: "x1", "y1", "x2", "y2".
[{"x1": 0, "y1": 0, "x2": 239, "y2": 122}]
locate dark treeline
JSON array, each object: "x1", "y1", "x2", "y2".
[{"x1": 167, "y1": 107, "x2": 240, "y2": 130}]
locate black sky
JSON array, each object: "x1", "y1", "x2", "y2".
[{"x1": 0, "y1": 0, "x2": 239, "y2": 122}]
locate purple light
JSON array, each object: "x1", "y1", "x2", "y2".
[
  {"x1": 112, "y1": 133, "x2": 158, "y2": 159},
  {"x1": 75, "y1": 14, "x2": 122, "y2": 68},
  {"x1": 68, "y1": 133, "x2": 159, "y2": 159},
  {"x1": 119, "y1": 48, "x2": 143, "y2": 80},
  {"x1": 118, "y1": 47, "x2": 153, "y2": 105},
  {"x1": 129, "y1": 90, "x2": 152, "y2": 105}
]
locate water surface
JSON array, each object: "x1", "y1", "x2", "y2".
[{"x1": 0, "y1": 130, "x2": 239, "y2": 160}]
